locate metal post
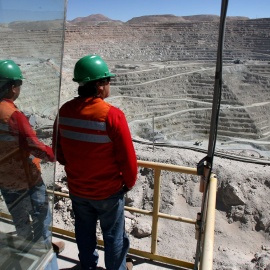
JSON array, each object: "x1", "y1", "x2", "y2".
[
  {"x1": 200, "y1": 175, "x2": 217, "y2": 270},
  {"x1": 207, "y1": 0, "x2": 229, "y2": 166},
  {"x1": 152, "y1": 116, "x2": 155, "y2": 151},
  {"x1": 151, "y1": 168, "x2": 161, "y2": 254}
]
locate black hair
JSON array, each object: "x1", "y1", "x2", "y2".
[
  {"x1": 0, "y1": 80, "x2": 22, "y2": 90},
  {"x1": 77, "y1": 77, "x2": 110, "y2": 98},
  {"x1": 78, "y1": 80, "x2": 98, "y2": 98},
  {"x1": 0, "y1": 80, "x2": 22, "y2": 99},
  {"x1": 13, "y1": 80, "x2": 23, "y2": 87}
]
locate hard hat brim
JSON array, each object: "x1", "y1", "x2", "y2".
[{"x1": 73, "y1": 72, "x2": 115, "y2": 83}]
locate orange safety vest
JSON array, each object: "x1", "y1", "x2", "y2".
[
  {"x1": 0, "y1": 100, "x2": 41, "y2": 190},
  {"x1": 58, "y1": 97, "x2": 135, "y2": 200}
]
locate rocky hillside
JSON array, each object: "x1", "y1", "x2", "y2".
[
  {"x1": 70, "y1": 13, "x2": 115, "y2": 23},
  {"x1": 67, "y1": 14, "x2": 249, "y2": 24}
]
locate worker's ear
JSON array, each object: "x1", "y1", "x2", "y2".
[
  {"x1": 4, "y1": 85, "x2": 16, "y2": 99},
  {"x1": 11, "y1": 84, "x2": 16, "y2": 94},
  {"x1": 95, "y1": 81, "x2": 104, "y2": 97}
]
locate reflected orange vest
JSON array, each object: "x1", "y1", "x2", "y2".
[{"x1": 0, "y1": 100, "x2": 41, "y2": 190}]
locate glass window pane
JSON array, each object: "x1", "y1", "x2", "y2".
[{"x1": 0, "y1": 0, "x2": 66, "y2": 269}]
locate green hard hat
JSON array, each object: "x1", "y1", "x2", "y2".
[
  {"x1": 0, "y1": 60, "x2": 25, "y2": 81},
  {"x1": 73, "y1": 55, "x2": 115, "y2": 83}
]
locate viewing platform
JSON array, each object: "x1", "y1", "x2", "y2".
[{"x1": 53, "y1": 233, "x2": 187, "y2": 270}]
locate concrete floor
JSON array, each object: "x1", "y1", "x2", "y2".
[
  {"x1": 0, "y1": 214, "x2": 188, "y2": 270},
  {"x1": 53, "y1": 234, "x2": 187, "y2": 270}
]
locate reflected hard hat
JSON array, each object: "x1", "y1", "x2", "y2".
[
  {"x1": 73, "y1": 55, "x2": 115, "y2": 83},
  {"x1": 0, "y1": 60, "x2": 25, "y2": 81}
]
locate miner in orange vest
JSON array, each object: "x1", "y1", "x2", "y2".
[
  {"x1": 0, "y1": 60, "x2": 64, "y2": 253},
  {"x1": 53, "y1": 55, "x2": 137, "y2": 270}
]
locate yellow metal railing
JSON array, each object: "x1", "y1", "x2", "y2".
[
  {"x1": 136, "y1": 161, "x2": 197, "y2": 258},
  {"x1": 50, "y1": 160, "x2": 217, "y2": 269},
  {"x1": 0, "y1": 159, "x2": 217, "y2": 269},
  {"x1": 200, "y1": 174, "x2": 217, "y2": 270}
]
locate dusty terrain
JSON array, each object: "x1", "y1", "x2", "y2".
[{"x1": 50, "y1": 140, "x2": 270, "y2": 270}]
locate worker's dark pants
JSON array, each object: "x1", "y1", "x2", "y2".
[
  {"x1": 0, "y1": 179, "x2": 51, "y2": 248},
  {"x1": 70, "y1": 189, "x2": 129, "y2": 270}
]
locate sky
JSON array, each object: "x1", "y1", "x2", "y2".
[
  {"x1": 66, "y1": 0, "x2": 270, "y2": 22},
  {"x1": 0, "y1": 0, "x2": 269, "y2": 23}
]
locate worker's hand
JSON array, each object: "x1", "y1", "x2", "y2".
[{"x1": 123, "y1": 185, "x2": 132, "y2": 193}]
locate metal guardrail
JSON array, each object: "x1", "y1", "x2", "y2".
[
  {"x1": 0, "y1": 159, "x2": 217, "y2": 269},
  {"x1": 50, "y1": 160, "x2": 217, "y2": 270},
  {"x1": 200, "y1": 175, "x2": 217, "y2": 269}
]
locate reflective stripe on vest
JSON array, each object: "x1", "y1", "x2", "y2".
[
  {"x1": 0, "y1": 134, "x2": 16, "y2": 141},
  {"x1": 60, "y1": 129, "x2": 111, "y2": 143},
  {"x1": 0, "y1": 122, "x2": 16, "y2": 141},
  {"x1": 28, "y1": 154, "x2": 35, "y2": 163},
  {"x1": 59, "y1": 117, "x2": 111, "y2": 143},
  {"x1": 0, "y1": 122, "x2": 9, "y2": 132},
  {"x1": 59, "y1": 117, "x2": 106, "y2": 131}
]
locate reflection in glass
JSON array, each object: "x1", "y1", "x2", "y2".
[{"x1": 0, "y1": 0, "x2": 66, "y2": 269}]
